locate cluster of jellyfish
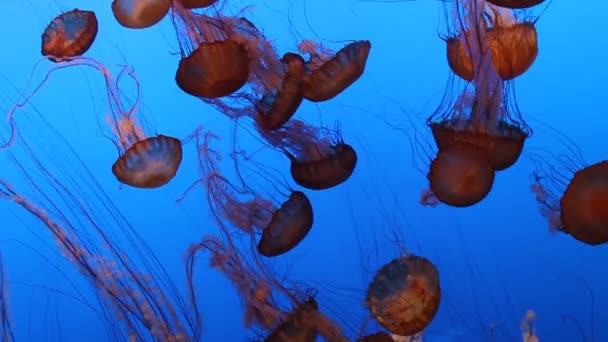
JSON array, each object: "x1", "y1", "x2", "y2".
[{"x1": 2, "y1": 0, "x2": 604, "y2": 340}]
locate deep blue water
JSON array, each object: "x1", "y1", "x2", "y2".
[{"x1": 0, "y1": 0, "x2": 606, "y2": 341}]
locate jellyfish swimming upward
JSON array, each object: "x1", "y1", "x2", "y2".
[{"x1": 421, "y1": 0, "x2": 538, "y2": 207}]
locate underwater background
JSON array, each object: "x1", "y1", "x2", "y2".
[{"x1": 0, "y1": 0, "x2": 606, "y2": 341}]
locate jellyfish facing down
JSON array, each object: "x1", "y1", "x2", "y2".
[
  {"x1": 261, "y1": 120, "x2": 358, "y2": 190},
  {"x1": 41, "y1": 9, "x2": 98, "y2": 61},
  {"x1": 421, "y1": 0, "x2": 532, "y2": 207},
  {"x1": 2, "y1": 57, "x2": 182, "y2": 188},
  {"x1": 111, "y1": 0, "x2": 172, "y2": 29},
  {"x1": 366, "y1": 255, "x2": 440, "y2": 336}
]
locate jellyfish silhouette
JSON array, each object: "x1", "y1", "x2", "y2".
[
  {"x1": 1, "y1": 58, "x2": 182, "y2": 188},
  {"x1": 420, "y1": 0, "x2": 533, "y2": 207},
  {"x1": 366, "y1": 255, "x2": 440, "y2": 336},
  {"x1": 297, "y1": 39, "x2": 372, "y2": 102},
  {"x1": 261, "y1": 120, "x2": 357, "y2": 190},
  {"x1": 41, "y1": 9, "x2": 98, "y2": 61},
  {"x1": 111, "y1": 0, "x2": 172, "y2": 29},
  {"x1": 178, "y1": 127, "x2": 314, "y2": 257},
  {"x1": 357, "y1": 332, "x2": 393, "y2": 342}
]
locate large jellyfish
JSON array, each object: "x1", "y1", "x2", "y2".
[
  {"x1": 41, "y1": 8, "x2": 98, "y2": 61},
  {"x1": 0, "y1": 112, "x2": 198, "y2": 340},
  {"x1": 178, "y1": 127, "x2": 314, "y2": 257},
  {"x1": 2, "y1": 57, "x2": 182, "y2": 189},
  {"x1": 485, "y1": 0, "x2": 545, "y2": 9},
  {"x1": 365, "y1": 255, "x2": 440, "y2": 337},
  {"x1": 530, "y1": 144, "x2": 608, "y2": 246},
  {"x1": 421, "y1": 0, "x2": 534, "y2": 207}
]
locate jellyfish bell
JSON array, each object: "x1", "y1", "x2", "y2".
[
  {"x1": 485, "y1": 0, "x2": 545, "y2": 9},
  {"x1": 430, "y1": 119, "x2": 528, "y2": 171},
  {"x1": 426, "y1": 142, "x2": 495, "y2": 207},
  {"x1": 286, "y1": 142, "x2": 358, "y2": 191},
  {"x1": 366, "y1": 254, "x2": 440, "y2": 336},
  {"x1": 172, "y1": 8, "x2": 251, "y2": 99},
  {"x1": 41, "y1": 9, "x2": 98, "y2": 62},
  {"x1": 298, "y1": 40, "x2": 372, "y2": 102},
  {"x1": 112, "y1": 134, "x2": 183, "y2": 189},
  {"x1": 357, "y1": 331, "x2": 393, "y2": 342},
  {"x1": 558, "y1": 161, "x2": 608, "y2": 245},
  {"x1": 255, "y1": 53, "x2": 306, "y2": 131},
  {"x1": 111, "y1": 0, "x2": 172, "y2": 29},
  {"x1": 257, "y1": 190, "x2": 314, "y2": 257},
  {"x1": 446, "y1": 3, "x2": 538, "y2": 81}
]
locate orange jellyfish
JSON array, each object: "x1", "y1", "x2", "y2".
[
  {"x1": 421, "y1": 0, "x2": 532, "y2": 207},
  {"x1": 365, "y1": 255, "x2": 440, "y2": 336},
  {"x1": 171, "y1": 5, "x2": 251, "y2": 98},
  {"x1": 1, "y1": 58, "x2": 182, "y2": 189},
  {"x1": 357, "y1": 332, "x2": 393, "y2": 342},
  {"x1": 531, "y1": 155, "x2": 608, "y2": 246},
  {"x1": 265, "y1": 298, "x2": 319, "y2": 341},
  {"x1": 297, "y1": 40, "x2": 372, "y2": 102},
  {"x1": 178, "y1": 127, "x2": 314, "y2": 257},
  {"x1": 111, "y1": 0, "x2": 172, "y2": 29},
  {"x1": 486, "y1": 0, "x2": 545, "y2": 9},
  {"x1": 446, "y1": 2, "x2": 538, "y2": 81},
  {"x1": 41, "y1": 9, "x2": 98, "y2": 62},
  {"x1": 261, "y1": 120, "x2": 357, "y2": 190}
]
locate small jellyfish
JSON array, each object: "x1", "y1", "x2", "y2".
[
  {"x1": 172, "y1": 6, "x2": 250, "y2": 98},
  {"x1": 298, "y1": 40, "x2": 371, "y2": 102},
  {"x1": 486, "y1": 0, "x2": 545, "y2": 9},
  {"x1": 111, "y1": 0, "x2": 172, "y2": 29},
  {"x1": 366, "y1": 255, "x2": 440, "y2": 336},
  {"x1": 1, "y1": 58, "x2": 182, "y2": 188},
  {"x1": 41, "y1": 9, "x2": 98, "y2": 61},
  {"x1": 446, "y1": 3, "x2": 538, "y2": 81},
  {"x1": 265, "y1": 298, "x2": 319, "y2": 341},
  {"x1": 261, "y1": 120, "x2": 357, "y2": 190}
]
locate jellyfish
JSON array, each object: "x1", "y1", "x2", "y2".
[
  {"x1": 531, "y1": 157, "x2": 608, "y2": 246},
  {"x1": 420, "y1": 0, "x2": 532, "y2": 207},
  {"x1": 486, "y1": 0, "x2": 545, "y2": 9},
  {"x1": 520, "y1": 310, "x2": 539, "y2": 342},
  {"x1": 171, "y1": 5, "x2": 251, "y2": 98},
  {"x1": 178, "y1": 127, "x2": 314, "y2": 257},
  {"x1": 297, "y1": 39, "x2": 372, "y2": 102},
  {"x1": 0, "y1": 116, "x2": 198, "y2": 340},
  {"x1": 41, "y1": 9, "x2": 98, "y2": 61},
  {"x1": 1, "y1": 57, "x2": 182, "y2": 189},
  {"x1": 357, "y1": 332, "x2": 393, "y2": 342},
  {"x1": 446, "y1": 4, "x2": 538, "y2": 81},
  {"x1": 365, "y1": 255, "x2": 441, "y2": 336},
  {"x1": 261, "y1": 120, "x2": 358, "y2": 190},
  {"x1": 111, "y1": 0, "x2": 172, "y2": 29}
]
